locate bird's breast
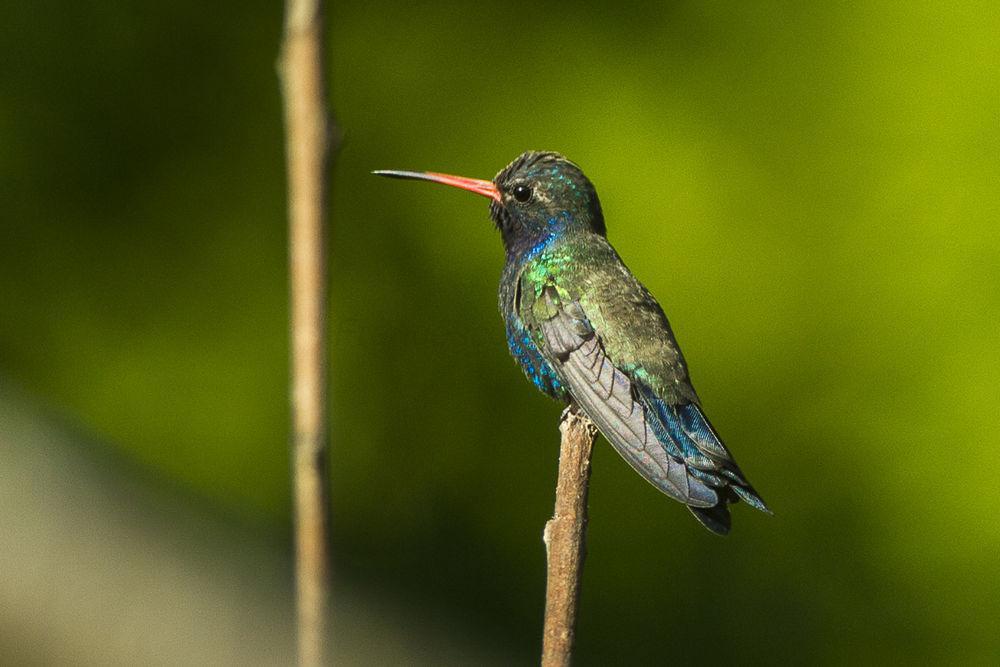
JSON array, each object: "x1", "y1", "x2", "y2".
[{"x1": 499, "y1": 260, "x2": 567, "y2": 400}]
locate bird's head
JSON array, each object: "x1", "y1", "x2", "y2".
[{"x1": 375, "y1": 150, "x2": 605, "y2": 256}]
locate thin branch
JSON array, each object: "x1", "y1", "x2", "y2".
[
  {"x1": 542, "y1": 407, "x2": 597, "y2": 667},
  {"x1": 279, "y1": 0, "x2": 333, "y2": 664}
]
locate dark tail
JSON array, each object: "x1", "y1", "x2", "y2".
[
  {"x1": 640, "y1": 389, "x2": 771, "y2": 535},
  {"x1": 689, "y1": 503, "x2": 733, "y2": 535}
]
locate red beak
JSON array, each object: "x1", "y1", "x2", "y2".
[{"x1": 373, "y1": 169, "x2": 501, "y2": 203}]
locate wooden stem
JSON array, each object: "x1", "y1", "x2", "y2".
[
  {"x1": 542, "y1": 408, "x2": 597, "y2": 667},
  {"x1": 279, "y1": 0, "x2": 333, "y2": 664}
]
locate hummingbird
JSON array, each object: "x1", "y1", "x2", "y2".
[{"x1": 375, "y1": 151, "x2": 769, "y2": 534}]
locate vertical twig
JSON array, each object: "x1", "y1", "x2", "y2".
[
  {"x1": 279, "y1": 0, "x2": 332, "y2": 665},
  {"x1": 542, "y1": 408, "x2": 597, "y2": 667}
]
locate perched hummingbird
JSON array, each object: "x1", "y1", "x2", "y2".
[{"x1": 375, "y1": 151, "x2": 769, "y2": 534}]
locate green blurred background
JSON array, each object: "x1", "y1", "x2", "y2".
[{"x1": 2, "y1": 1, "x2": 998, "y2": 663}]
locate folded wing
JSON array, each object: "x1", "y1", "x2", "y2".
[{"x1": 534, "y1": 285, "x2": 719, "y2": 508}]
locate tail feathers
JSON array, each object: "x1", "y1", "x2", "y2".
[
  {"x1": 637, "y1": 386, "x2": 771, "y2": 533},
  {"x1": 675, "y1": 402, "x2": 729, "y2": 459},
  {"x1": 673, "y1": 401, "x2": 771, "y2": 515},
  {"x1": 689, "y1": 504, "x2": 732, "y2": 536},
  {"x1": 732, "y1": 483, "x2": 771, "y2": 514}
]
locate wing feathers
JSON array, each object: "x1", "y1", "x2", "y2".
[
  {"x1": 521, "y1": 275, "x2": 769, "y2": 534},
  {"x1": 536, "y1": 286, "x2": 718, "y2": 508}
]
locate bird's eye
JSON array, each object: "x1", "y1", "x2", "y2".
[{"x1": 512, "y1": 184, "x2": 532, "y2": 203}]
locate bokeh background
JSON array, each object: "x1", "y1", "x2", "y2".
[{"x1": 3, "y1": 1, "x2": 999, "y2": 664}]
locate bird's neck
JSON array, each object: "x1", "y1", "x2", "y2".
[
  {"x1": 505, "y1": 231, "x2": 558, "y2": 264},
  {"x1": 503, "y1": 211, "x2": 596, "y2": 263}
]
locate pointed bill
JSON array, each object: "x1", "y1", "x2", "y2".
[{"x1": 373, "y1": 170, "x2": 501, "y2": 203}]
